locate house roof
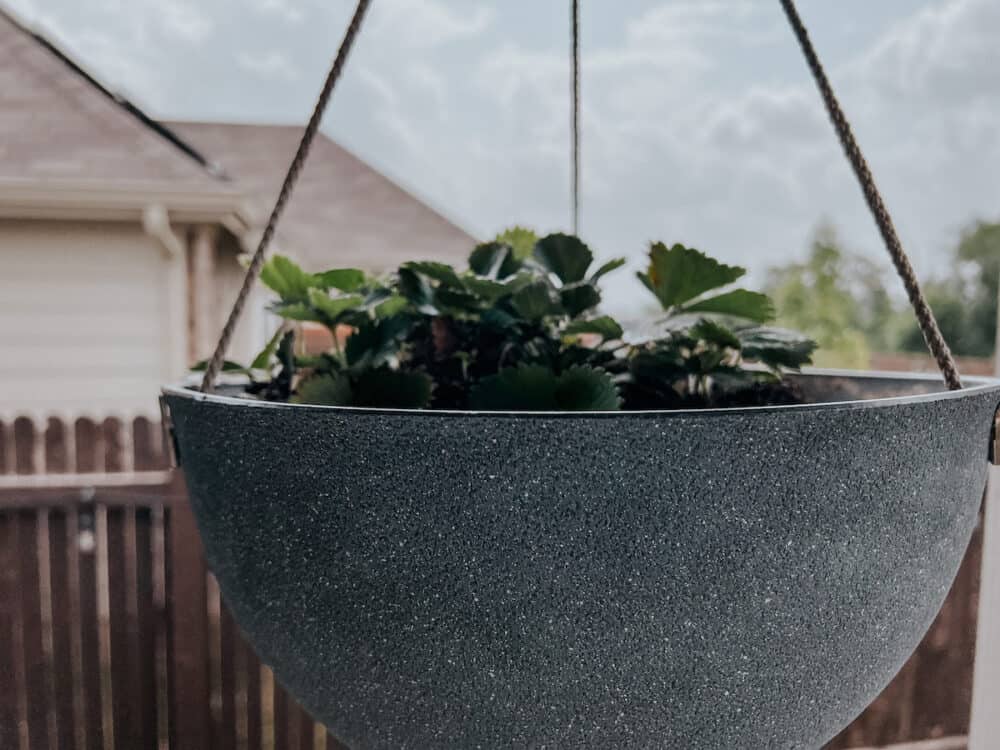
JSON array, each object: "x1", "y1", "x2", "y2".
[
  {"x1": 169, "y1": 121, "x2": 477, "y2": 272},
  {"x1": 0, "y1": 4, "x2": 476, "y2": 271},
  {"x1": 0, "y1": 7, "x2": 223, "y2": 189}
]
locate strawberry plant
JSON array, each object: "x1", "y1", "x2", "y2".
[{"x1": 212, "y1": 230, "x2": 816, "y2": 410}]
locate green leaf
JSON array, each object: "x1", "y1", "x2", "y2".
[
  {"x1": 512, "y1": 281, "x2": 559, "y2": 320},
  {"x1": 307, "y1": 289, "x2": 363, "y2": 322},
  {"x1": 563, "y1": 316, "x2": 624, "y2": 341},
  {"x1": 345, "y1": 316, "x2": 410, "y2": 368},
  {"x1": 688, "y1": 318, "x2": 741, "y2": 350},
  {"x1": 397, "y1": 268, "x2": 437, "y2": 313},
  {"x1": 250, "y1": 327, "x2": 286, "y2": 370},
  {"x1": 555, "y1": 365, "x2": 622, "y2": 410},
  {"x1": 470, "y1": 364, "x2": 620, "y2": 411},
  {"x1": 315, "y1": 268, "x2": 366, "y2": 292},
  {"x1": 461, "y1": 275, "x2": 510, "y2": 304},
  {"x1": 352, "y1": 369, "x2": 433, "y2": 408},
  {"x1": 639, "y1": 243, "x2": 746, "y2": 309},
  {"x1": 684, "y1": 289, "x2": 775, "y2": 322},
  {"x1": 494, "y1": 226, "x2": 538, "y2": 260},
  {"x1": 738, "y1": 326, "x2": 817, "y2": 370},
  {"x1": 271, "y1": 301, "x2": 323, "y2": 323},
  {"x1": 590, "y1": 257, "x2": 626, "y2": 282},
  {"x1": 533, "y1": 233, "x2": 594, "y2": 284},
  {"x1": 402, "y1": 261, "x2": 464, "y2": 288},
  {"x1": 434, "y1": 286, "x2": 482, "y2": 312},
  {"x1": 295, "y1": 373, "x2": 353, "y2": 406},
  {"x1": 373, "y1": 293, "x2": 408, "y2": 318},
  {"x1": 469, "y1": 242, "x2": 521, "y2": 279},
  {"x1": 260, "y1": 255, "x2": 315, "y2": 302},
  {"x1": 559, "y1": 283, "x2": 601, "y2": 316},
  {"x1": 481, "y1": 307, "x2": 519, "y2": 330},
  {"x1": 190, "y1": 359, "x2": 248, "y2": 373}
]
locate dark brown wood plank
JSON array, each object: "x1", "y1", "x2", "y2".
[
  {"x1": 109, "y1": 506, "x2": 144, "y2": 748},
  {"x1": 48, "y1": 509, "x2": 78, "y2": 750},
  {"x1": 291, "y1": 703, "x2": 315, "y2": 750},
  {"x1": 13, "y1": 417, "x2": 36, "y2": 475},
  {"x1": 0, "y1": 513, "x2": 25, "y2": 749},
  {"x1": 243, "y1": 639, "x2": 262, "y2": 750},
  {"x1": 65, "y1": 506, "x2": 89, "y2": 750},
  {"x1": 74, "y1": 418, "x2": 101, "y2": 475},
  {"x1": 152, "y1": 505, "x2": 171, "y2": 750},
  {"x1": 168, "y1": 490, "x2": 212, "y2": 749},
  {"x1": 0, "y1": 420, "x2": 9, "y2": 475},
  {"x1": 79, "y1": 503, "x2": 106, "y2": 750},
  {"x1": 134, "y1": 507, "x2": 156, "y2": 750},
  {"x1": 273, "y1": 675, "x2": 290, "y2": 750},
  {"x1": 101, "y1": 418, "x2": 125, "y2": 474},
  {"x1": 18, "y1": 509, "x2": 50, "y2": 749},
  {"x1": 219, "y1": 601, "x2": 239, "y2": 750},
  {"x1": 95, "y1": 504, "x2": 116, "y2": 749},
  {"x1": 132, "y1": 417, "x2": 167, "y2": 472},
  {"x1": 36, "y1": 510, "x2": 60, "y2": 750},
  {"x1": 44, "y1": 418, "x2": 69, "y2": 474}
]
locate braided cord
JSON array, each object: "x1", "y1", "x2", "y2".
[
  {"x1": 779, "y1": 0, "x2": 961, "y2": 389},
  {"x1": 200, "y1": 0, "x2": 373, "y2": 392}
]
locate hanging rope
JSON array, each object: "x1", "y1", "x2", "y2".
[
  {"x1": 779, "y1": 0, "x2": 961, "y2": 390},
  {"x1": 571, "y1": 0, "x2": 580, "y2": 234},
  {"x1": 200, "y1": 0, "x2": 373, "y2": 393}
]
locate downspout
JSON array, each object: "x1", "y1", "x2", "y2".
[{"x1": 142, "y1": 204, "x2": 188, "y2": 379}]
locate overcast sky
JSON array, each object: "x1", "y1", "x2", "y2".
[{"x1": 9, "y1": 0, "x2": 1000, "y2": 309}]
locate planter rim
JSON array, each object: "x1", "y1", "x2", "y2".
[{"x1": 163, "y1": 367, "x2": 1000, "y2": 420}]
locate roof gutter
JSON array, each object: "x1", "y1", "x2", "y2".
[{"x1": 0, "y1": 179, "x2": 257, "y2": 232}]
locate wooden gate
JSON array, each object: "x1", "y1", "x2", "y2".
[{"x1": 0, "y1": 414, "x2": 983, "y2": 749}]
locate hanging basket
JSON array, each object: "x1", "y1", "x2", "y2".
[{"x1": 161, "y1": 370, "x2": 1000, "y2": 749}]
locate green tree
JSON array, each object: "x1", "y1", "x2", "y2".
[
  {"x1": 898, "y1": 221, "x2": 1000, "y2": 358},
  {"x1": 765, "y1": 226, "x2": 895, "y2": 369}
]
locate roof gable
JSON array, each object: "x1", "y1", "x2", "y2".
[{"x1": 0, "y1": 7, "x2": 222, "y2": 187}]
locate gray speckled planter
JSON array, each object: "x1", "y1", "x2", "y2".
[{"x1": 162, "y1": 370, "x2": 1000, "y2": 750}]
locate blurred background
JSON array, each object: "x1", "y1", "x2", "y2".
[{"x1": 0, "y1": 1, "x2": 998, "y2": 749}]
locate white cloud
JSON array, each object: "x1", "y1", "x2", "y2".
[
  {"x1": 250, "y1": 0, "x2": 306, "y2": 25},
  {"x1": 237, "y1": 50, "x2": 299, "y2": 81},
  {"x1": 160, "y1": 0, "x2": 213, "y2": 44},
  {"x1": 369, "y1": 0, "x2": 494, "y2": 49}
]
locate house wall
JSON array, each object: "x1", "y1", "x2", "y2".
[
  {"x1": 189, "y1": 227, "x2": 263, "y2": 367},
  {"x1": 0, "y1": 218, "x2": 186, "y2": 419}
]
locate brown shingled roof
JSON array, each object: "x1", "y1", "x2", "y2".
[
  {"x1": 0, "y1": 7, "x2": 223, "y2": 189},
  {"x1": 168, "y1": 121, "x2": 477, "y2": 271}
]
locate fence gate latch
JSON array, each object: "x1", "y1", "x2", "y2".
[{"x1": 159, "y1": 396, "x2": 182, "y2": 469}]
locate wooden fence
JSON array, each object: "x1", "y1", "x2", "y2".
[{"x1": 0, "y1": 414, "x2": 984, "y2": 749}]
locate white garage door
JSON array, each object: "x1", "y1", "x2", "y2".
[{"x1": 0, "y1": 220, "x2": 182, "y2": 419}]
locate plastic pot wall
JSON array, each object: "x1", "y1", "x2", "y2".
[{"x1": 162, "y1": 371, "x2": 1000, "y2": 749}]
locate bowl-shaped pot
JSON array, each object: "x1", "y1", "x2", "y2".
[{"x1": 162, "y1": 370, "x2": 1000, "y2": 749}]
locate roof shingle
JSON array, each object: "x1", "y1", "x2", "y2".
[{"x1": 169, "y1": 121, "x2": 476, "y2": 271}]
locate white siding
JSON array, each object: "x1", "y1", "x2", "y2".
[{"x1": 0, "y1": 219, "x2": 184, "y2": 418}]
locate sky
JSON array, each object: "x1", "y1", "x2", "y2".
[{"x1": 8, "y1": 0, "x2": 1000, "y2": 311}]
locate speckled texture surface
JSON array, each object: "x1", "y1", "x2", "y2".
[{"x1": 164, "y1": 373, "x2": 1000, "y2": 750}]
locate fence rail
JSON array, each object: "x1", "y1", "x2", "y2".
[{"x1": 0, "y1": 415, "x2": 984, "y2": 749}]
